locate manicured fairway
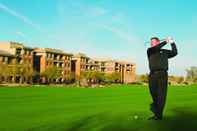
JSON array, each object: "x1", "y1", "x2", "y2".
[{"x1": 0, "y1": 85, "x2": 197, "y2": 131}]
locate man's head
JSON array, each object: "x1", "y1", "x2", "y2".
[{"x1": 150, "y1": 37, "x2": 160, "y2": 47}]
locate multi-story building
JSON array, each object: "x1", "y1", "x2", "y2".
[
  {"x1": 0, "y1": 50, "x2": 15, "y2": 83},
  {"x1": 0, "y1": 42, "x2": 33, "y2": 64},
  {"x1": 71, "y1": 53, "x2": 90, "y2": 80},
  {"x1": 0, "y1": 50, "x2": 15, "y2": 64},
  {"x1": 119, "y1": 61, "x2": 136, "y2": 83},
  {"x1": 71, "y1": 56, "x2": 136, "y2": 83},
  {"x1": 86, "y1": 59, "x2": 100, "y2": 71},
  {"x1": 0, "y1": 41, "x2": 34, "y2": 83},
  {"x1": 94, "y1": 59, "x2": 136, "y2": 83},
  {"x1": 0, "y1": 41, "x2": 136, "y2": 84},
  {"x1": 33, "y1": 48, "x2": 73, "y2": 83}
]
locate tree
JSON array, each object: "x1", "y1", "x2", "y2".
[
  {"x1": 80, "y1": 71, "x2": 106, "y2": 86},
  {"x1": 169, "y1": 75, "x2": 185, "y2": 85},
  {"x1": 95, "y1": 72, "x2": 105, "y2": 83},
  {"x1": 186, "y1": 66, "x2": 197, "y2": 83},
  {"x1": 105, "y1": 72, "x2": 121, "y2": 83},
  {"x1": 65, "y1": 71, "x2": 75, "y2": 83},
  {"x1": 9, "y1": 64, "x2": 20, "y2": 83},
  {"x1": 41, "y1": 65, "x2": 62, "y2": 83},
  {"x1": 80, "y1": 71, "x2": 92, "y2": 86},
  {"x1": 20, "y1": 64, "x2": 34, "y2": 84},
  {"x1": 0, "y1": 64, "x2": 12, "y2": 83},
  {"x1": 177, "y1": 76, "x2": 184, "y2": 84},
  {"x1": 139, "y1": 74, "x2": 148, "y2": 83},
  {"x1": 0, "y1": 64, "x2": 3, "y2": 83}
]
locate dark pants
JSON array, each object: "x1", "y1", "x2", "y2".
[{"x1": 148, "y1": 70, "x2": 168, "y2": 118}]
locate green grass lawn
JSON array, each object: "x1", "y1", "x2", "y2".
[{"x1": 0, "y1": 84, "x2": 197, "y2": 131}]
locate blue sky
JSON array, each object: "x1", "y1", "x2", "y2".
[{"x1": 0, "y1": 0, "x2": 197, "y2": 76}]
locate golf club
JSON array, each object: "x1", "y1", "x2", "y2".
[
  {"x1": 144, "y1": 39, "x2": 166, "y2": 44},
  {"x1": 144, "y1": 39, "x2": 166, "y2": 48}
]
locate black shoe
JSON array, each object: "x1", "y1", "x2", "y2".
[
  {"x1": 156, "y1": 115, "x2": 163, "y2": 120},
  {"x1": 148, "y1": 116, "x2": 156, "y2": 120},
  {"x1": 148, "y1": 115, "x2": 162, "y2": 120}
]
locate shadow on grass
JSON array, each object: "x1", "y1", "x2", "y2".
[
  {"x1": 66, "y1": 112, "x2": 108, "y2": 131},
  {"x1": 66, "y1": 109, "x2": 197, "y2": 131},
  {"x1": 158, "y1": 110, "x2": 197, "y2": 131}
]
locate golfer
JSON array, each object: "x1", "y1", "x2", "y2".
[{"x1": 147, "y1": 36, "x2": 178, "y2": 120}]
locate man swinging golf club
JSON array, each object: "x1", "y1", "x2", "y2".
[{"x1": 147, "y1": 36, "x2": 178, "y2": 120}]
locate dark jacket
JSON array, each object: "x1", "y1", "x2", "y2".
[{"x1": 147, "y1": 41, "x2": 178, "y2": 72}]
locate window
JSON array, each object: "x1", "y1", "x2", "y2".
[
  {"x1": 54, "y1": 54, "x2": 58, "y2": 60},
  {"x1": 54, "y1": 62, "x2": 58, "y2": 67},
  {"x1": 2, "y1": 57, "x2": 5, "y2": 62},
  {"x1": 59, "y1": 63, "x2": 63, "y2": 67},
  {"x1": 2, "y1": 57, "x2": 8, "y2": 64},
  {"x1": 7, "y1": 58, "x2": 12, "y2": 64},
  {"x1": 67, "y1": 57, "x2": 70, "y2": 60},
  {"x1": 26, "y1": 51, "x2": 29, "y2": 55},
  {"x1": 16, "y1": 48, "x2": 22, "y2": 56},
  {"x1": 60, "y1": 55, "x2": 63, "y2": 60}
]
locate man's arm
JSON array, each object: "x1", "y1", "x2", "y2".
[
  {"x1": 150, "y1": 41, "x2": 167, "y2": 50},
  {"x1": 163, "y1": 42, "x2": 178, "y2": 58},
  {"x1": 147, "y1": 41, "x2": 168, "y2": 57}
]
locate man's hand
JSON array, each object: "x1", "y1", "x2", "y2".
[{"x1": 166, "y1": 36, "x2": 174, "y2": 44}]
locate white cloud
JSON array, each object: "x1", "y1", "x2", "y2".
[
  {"x1": 111, "y1": 12, "x2": 126, "y2": 24},
  {"x1": 16, "y1": 31, "x2": 26, "y2": 38},
  {"x1": 0, "y1": 2, "x2": 71, "y2": 47},
  {"x1": 98, "y1": 24, "x2": 141, "y2": 44},
  {"x1": 59, "y1": 0, "x2": 108, "y2": 17},
  {"x1": 0, "y1": 2, "x2": 43, "y2": 32},
  {"x1": 86, "y1": 7, "x2": 108, "y2": 17},
  {"x1": 15, "y1": 31, "x2": 42, "y2": 46}
]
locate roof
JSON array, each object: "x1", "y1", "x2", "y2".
[
  {"x1": 115, "y1": 60, "x2": 136, "y2": 65},
  {"x1": 34, "y1": 48, "x2": 73, "y2": 56},
  {"x1": 92, "y1": 57, "x2": 113, "y2": 62},
  {"x1": 0, "y1": 50, "x2": 14, "y2": 57},
  {"x1": 74, "y1": 53, "x2": 90, "y2": 58},
  {"x1": 10, "y1": 41, "x2": 33, "y2": 50}
]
